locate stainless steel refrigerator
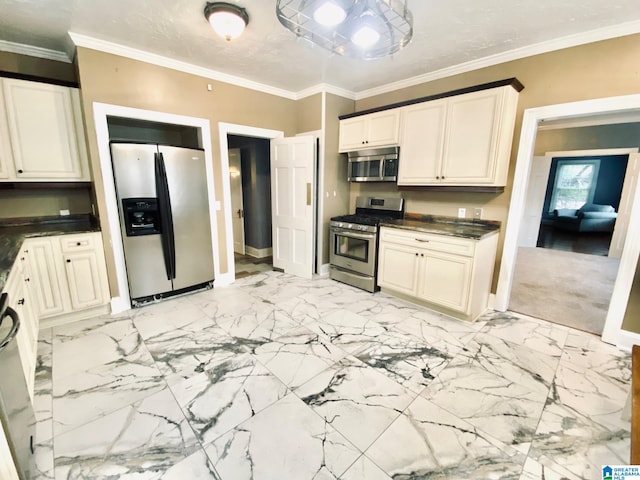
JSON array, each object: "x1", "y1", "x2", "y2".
[{"x1": 110, "y1": 142, "x2": 215, "y2": 306}]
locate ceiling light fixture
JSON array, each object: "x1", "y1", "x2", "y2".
[
  {"x1": 275, "y1": 0, "x2": 413, "y2": 60},
  {"x1": 204, "y1": 2, "x2": 249, "y2": 41}
]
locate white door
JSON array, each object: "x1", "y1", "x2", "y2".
[
  {"x1": 229, "y1": 148, "x2": 245, "y2": 255},
  {"x1": 270, "y1": 135, "x2": 315, "y2": 279},
  {"x1": 518, "y1": 156, "x2": 552, "y2": 247},
  {"x1": 610, "y1": 152, "x2": 640, "y2": 258}
]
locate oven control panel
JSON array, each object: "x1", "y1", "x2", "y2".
[{"x1": 329, "y1": 221, "x2": 377, "y2": 233}]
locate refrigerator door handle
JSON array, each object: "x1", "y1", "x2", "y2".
[
  {"x1": 0, "y1": 306, "x2": 20, "y2": 351},
  {"x1": 155, "y1": 152, "x2": 176, "y2": 280}
]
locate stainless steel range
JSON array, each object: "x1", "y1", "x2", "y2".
[{"x1": 329, "y1": 196, "x2": 404, "y2": 292}]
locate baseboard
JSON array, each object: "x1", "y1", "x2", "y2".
[
  {"x1": 245, "y1": 246, "x2": 272, "y2": 258},
  {"x1": 318, "y1": 263, "x2": 330, "y2": 277},
  {"x1": 612, "y1": 329, "x2": 640, "y2": 352},
  {"x1": 110, "y1": 296, "x2": 130, "y2": 315},
  {"x1": 40, "y1": 304, "x2": 111, "y2": 329},
  {"x1": 214, "y1": 272, "x2": 235, "y2": 286},
  {"x1": 487, "y1": 293, "x2": 497, "y2": 311}
]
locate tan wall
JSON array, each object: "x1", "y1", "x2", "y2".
[
  {"x1": 535, "y1": 123, "x2": 640, "y2": 155},
  {"x1": 0, "y1": 188, "x2": 92, "y2": 218},
  {"x1": 351, "y1": 33, "x2": 640, "y2": 291},
  {"x1": 0, "y1": 51, "x2": 77, "y2": 83},
  {"x1": 623, "y1": 263, "x2": 640, "y2": 332},
  {"x1": 322, "y1": 93, "x2": 355, "y2": 264},
  {"x1": 75, "y1": 47, "x2": 299, "y2": 295},
  {"x1": 296, "y1": 93, "x2": 322, "y2": 133}
]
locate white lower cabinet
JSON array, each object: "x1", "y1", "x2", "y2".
[
  {"x1": 1, "y1": 232, "x2": 110, "y2": 402},
  {"x1": 377, "y1": 226, "x2": 498, "y2": 321},
  {"x1": 3, "y1": 245, "x2": 38, "y2": 398},
  {"x1": 25, "y1": 232, "x2": 110, "y2": 321}
]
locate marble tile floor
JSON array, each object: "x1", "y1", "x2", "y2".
[{"x1": 31, "y1": 271, "x2": 632, "y2": 480}]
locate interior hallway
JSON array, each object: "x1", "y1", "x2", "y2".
[{"x1": 234, "y1": 253, "x2": 273, "y2": 279}]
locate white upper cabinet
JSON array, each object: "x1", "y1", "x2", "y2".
[
  {"x1": 398, "y1": 84, "x2": 520, "y2": 186},
  {"x1": 1, "y1": 78, "x2": 90, "y2": 181},
  {"x1": 339, "y1": 109, "x2": 400, "y2": 152},
  {"x1": 397, "y1": 100, "x2": 447, "y2": 184}
]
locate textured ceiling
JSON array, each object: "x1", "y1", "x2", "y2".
[{"x1": 1, "y1": 0, "x2": 640, "y2": 95}]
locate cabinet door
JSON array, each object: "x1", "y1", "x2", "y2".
[
  {"x1": 417, "y1": 250, "x2": 472, "y2": 313},
  {"x1": 62, "y1": 251, "x2": 105, "y2": 310},
  {"x1": 4, "y1": 265, "x2": 37, "y2": 397},
  {"x1": 366, "y1": 110, "x2": 400, "y2": 148},
  {"x1": 397, "y1": 101, "x2": 447, "y2": 185},
  {"x1": 339, "y1": 117, "x2": 368, "y2": 152},
  {"x1": 441, "y1": 89, "x2": 502, "y2": 183},
  {"x1": 2, "y1": 78, "x2": 84, "y2": 180},
  {"x1": 25, "y1": 238, "x2": 66, "y2": 318},
  {"x1": 377, "y1": 241, "x2": 420, "y2": 295}
]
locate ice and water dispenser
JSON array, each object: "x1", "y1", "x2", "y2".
[{"x1": 122, "y1": 198, "x2": 160, "y2": 236}]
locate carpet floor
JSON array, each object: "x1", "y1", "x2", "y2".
[{"x1": 509, "y1": 247, "x2": 620, "y2": 334}]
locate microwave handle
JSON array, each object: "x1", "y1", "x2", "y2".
[{"x1": 379, "y1": 158, "x2": 385, "y2": 180}]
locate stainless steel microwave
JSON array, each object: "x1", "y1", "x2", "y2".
[{"x1": 347, "y1": 146, "x2": 399, "y2": 182}]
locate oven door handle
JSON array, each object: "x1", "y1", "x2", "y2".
[{"x1": 332, "y1": 228, "x2": 376, "y2": 240}]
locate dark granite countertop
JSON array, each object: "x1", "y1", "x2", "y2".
[
  {"x1": 0, "y1": 214, "x2": 100, "y2": 292},
  {"x1": 380, "y1": 213, "x2": 500, "y2": 240}
]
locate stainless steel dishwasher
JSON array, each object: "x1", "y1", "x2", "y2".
[{"x1": 0, "y1": 292, "x2": 35, "y2": 479}]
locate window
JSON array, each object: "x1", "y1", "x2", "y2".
[{"x1": 549, "y1": 159, "x2": 600, "y2": 211}]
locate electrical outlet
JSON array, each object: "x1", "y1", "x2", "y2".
[
  {"x1": 457, "y1": 208, "x2": 466, "y2": 218},
  {"x1": 59, "y1": 209, "x2": 70, "y2": 216},
  {"x1": 473, "y1": 208, "x2": 483, "y2": 220}
]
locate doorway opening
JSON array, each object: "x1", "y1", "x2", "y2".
[
  {"x1": 218, "y1": 123, "x2": 318, "y2": 283},
  {"x1": 510, "y1": 148, "x2": 634, "y2": 334},
  {"x1": 495, "y1": 93, "x2": 640, "y2": 349},
  {"x1": 509, "y1": 144, "x2": 637, "y2": 335},
  {"x1": 227, "y1": 135, "x2": 274, "y2": 279}
]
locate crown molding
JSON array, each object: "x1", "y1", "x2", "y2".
[
  {"x1": 296, "y1": 83, "x2": 356, "y2": 101},
  {"x1": 355, "y1": 19, "x2": 640, "y2": 100},
  {"x1": 0, "y1": 39, "x2": 70, "y2": 63},
  {"x1": 68, "y1": 32, "x2": 300, "y2": 100}
]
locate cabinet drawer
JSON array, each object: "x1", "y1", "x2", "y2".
[
  {"x1": 380, "y1": 227, "x2": 475, "y2": 257},
  {"x1": 60, "y1": 234, "x2": 95, "y2": 253}
]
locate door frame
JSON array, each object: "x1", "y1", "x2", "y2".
[
  {"x1": 495, "y1": 93, "x2": 640, "y2": 349},
  {"x1": 218, "y1": 123, "x2": 284, "y2": 282},
  {"x1": 92, "y1": 103, "x2": 220, "y2": 314},
  {"x1": 228, "y1": 148, "x2": 246, "y2": 255}
]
